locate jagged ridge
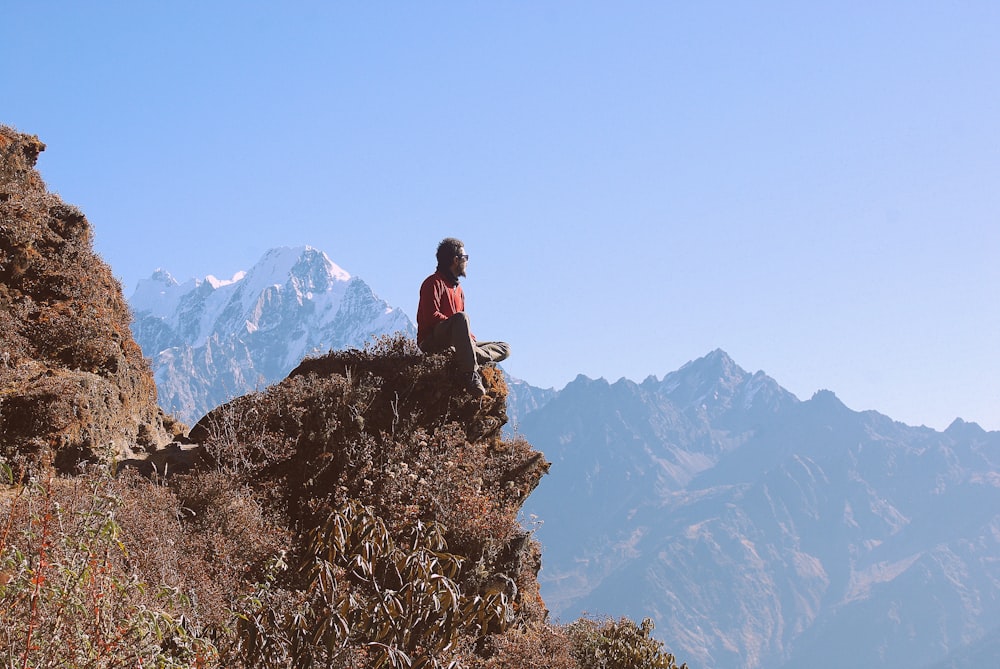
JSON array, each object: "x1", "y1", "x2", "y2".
[{"x1": 130, "y1": 246, "x2": 414, "y2": 424}]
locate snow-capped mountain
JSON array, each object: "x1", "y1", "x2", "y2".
[{"x1": 130, "y1": 246, "x2": 414, "y2": 423}]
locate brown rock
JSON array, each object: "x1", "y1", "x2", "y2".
[
  {"x1": 0, "y1": 126, "x2": 173, "y2": 472},
  {"x1": 192, "y1": 337, "x2": 552, "y2": 627}
]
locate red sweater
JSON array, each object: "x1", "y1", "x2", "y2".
[{"x1": 417, "y1": 270, "x2": 466, "y2": 345}]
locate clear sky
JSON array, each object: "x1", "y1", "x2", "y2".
[{"x1": 4, "y1": 2, "x2": 999, "y2": 431}]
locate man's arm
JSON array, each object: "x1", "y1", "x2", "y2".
[
  {"x1": 417, "y1": 276, "x2": 455, "y2": 344},
  {"x1": 418, "y1": 279, "x2": 447, "y2": 323}
]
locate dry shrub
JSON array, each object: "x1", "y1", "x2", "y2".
[
  {"x1": 0, "y1": 463, "x2": 215, "y2": 667},
  {"x1": 114, "y1": 468, "x2": 290, "y2": 641},
  {"x1": 184, "y1": 336, "x2": 553, "y2": 665},
  {"x1": 0, "y1": 340, "x2": 692, "y2": 669},
  {"x1": 194, "y1": 335, "x2": 546, "y2": 522},
  {"x1": 469, "y1": 622, "x2": 578, "y2": 669},
  {"x1": 0, "y1": 460, "x2": 295, "y2": 667},
  {"x1": 563, "y1": 616, "x2": 688, "y2": 669},
  {"x1": 170, "y1": 470, "x2": 290, "y2": 631},
  {"x1": 236, "y1": 499, "x2": 519, "y2": 669}
]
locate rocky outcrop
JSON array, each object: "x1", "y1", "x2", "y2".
[
  {"x1": 0, "y1": 126, "x2": 177, "y2": 471},
  {"x1": 189, "y1": 337, "x2": 552, "y2": 637}
]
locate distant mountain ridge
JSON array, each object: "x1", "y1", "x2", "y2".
[
  {"x1": 519, "y1": 350, "x2": 1000, "y2": 669},
  {"x1": 130, "y1": 246, "x2": 414, "y2": 423}
]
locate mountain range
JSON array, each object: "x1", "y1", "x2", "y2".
[
  {"x1": 129, "y1": 246, "x2": 413, "y2": 424},
  {"x1": 519, "y1": 351, "x2": 1000, "y2": 669},
  {"x1": 129, "y1": 247, "x2": 1000, "y2": 669}
]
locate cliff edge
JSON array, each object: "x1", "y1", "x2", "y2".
[
  {"x1": 0, "y1": 126, "x2": 178, "y2": 471},
  {"x1": 0, "y1": 127, "x2": 684, "y2": 668}
]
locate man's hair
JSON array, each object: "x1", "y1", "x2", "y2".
[{"x1": 436, "y1": 238, "x2": 465, "y2": 267}]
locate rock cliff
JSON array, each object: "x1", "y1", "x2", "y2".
[
  {"x1": 183, "y1": 337, "x2": 554, "y2": 664},
  {"x1": 0, "y1": 127, "x2": 581, "y2": 667},
  {"x1": 0, "y1": 126, "x2": 178, "y2": 471}
]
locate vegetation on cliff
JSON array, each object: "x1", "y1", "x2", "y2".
[{"x1": 0, "y1": 125, "x2": 686, "y2": 668}]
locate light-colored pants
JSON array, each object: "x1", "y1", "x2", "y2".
[{"x1": 419, "y1": 312, "x2": 510, "y2": 373}]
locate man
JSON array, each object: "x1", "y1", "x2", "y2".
[{"x1": 417, "y1": 237, "x2": 510, "y2": 397}]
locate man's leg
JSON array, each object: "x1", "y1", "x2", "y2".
[
  {"x1": 422, "y1": 314, "x2": 494, "y2": 397},
  {"x1": 427, "y1": 313, "x2": 477, "y2": 373},
  {"x1": 474, "y1": 341, "x2": 510, "y2": 365}
]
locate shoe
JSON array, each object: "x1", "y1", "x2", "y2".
[{"x1": 466, "y1": 370, "x2": 487, "y2": 397}]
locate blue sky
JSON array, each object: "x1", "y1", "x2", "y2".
[{"x1": 4, "y1": 2, "x2": 999, "y2": 430}]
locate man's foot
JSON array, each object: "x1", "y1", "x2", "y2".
[{"x1": 465, "y1": 370, "x2": 487, "y2": 397}]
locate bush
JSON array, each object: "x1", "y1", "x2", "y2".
[
  {"x1": 565, "y1": 616, "x2": 687, "y2": 669},
  {"x1": 0, "y1": 462, "x2": 215, "y2": 667},
  {"x1": 234, "y1": 499, "x2": 515, "y2": 669},
  {"x1": 1, "y1": 332, "x2": 692, "y2": 669}
]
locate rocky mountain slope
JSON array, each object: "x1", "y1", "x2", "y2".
[
  {"x1": 0, "y1": 126, "x2": 178, "y2": 471},
  {"x1": 181, "y1": 338, "x2": 557, "y2": 666},
  {"x1": 129, "y1": 246, "x2": 414, "y2": 424},
  {"x1": 521, "y1": 350, "x2": 1000, "y2": 669}
]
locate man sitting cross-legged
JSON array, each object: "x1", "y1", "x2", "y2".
[{"x1": 416, "y1": 237, "x2": 510, "y2": 397}]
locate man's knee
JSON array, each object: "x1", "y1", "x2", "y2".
[
  {"x1": 444, "y1": 313, "x2": 472, "y2": 345},
  {"x1": 423, "y1": 313, "x2": 470, "y2": 350},
  {"x1": 447, "y1": 312, "x2": 471, "y2": 332}
]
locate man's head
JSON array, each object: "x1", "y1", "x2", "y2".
[{"x1": 436, "y1": 237, "x2": 468, "y2": 278}]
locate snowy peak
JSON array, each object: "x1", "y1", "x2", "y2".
[
  {"x1": 151, "y1": 268, "x2": 178, "y2": 285},
  {"x1": 129, "y1": 246, "x2": 414, "y2": 423},
  {"x1": 130, "y1": 246, "x2": 355, "y2": 345},
  {"x1": 205, "y1": 271, "x2": 246, "y2": 289},
  {"x1": 130, "y1": 269, "x2": 181, "y2": 317},
  {"x1": 131, "y1": 246, "x2": 349, "y2": 311},
  {"x1": 233, "y1": 246, "x2": 351, "y2": 302}
]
